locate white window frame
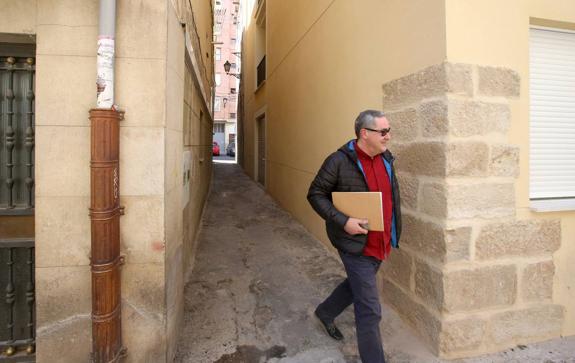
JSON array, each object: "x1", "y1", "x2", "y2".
[{"x1": 529, "y1": 25, "x2": 575, "y2": 212}]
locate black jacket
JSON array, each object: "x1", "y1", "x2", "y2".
[{"x1": 307, "y1": 140, "x2": 402, "y2": 255}]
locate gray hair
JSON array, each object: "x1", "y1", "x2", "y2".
[{"x1": 354, "y1": 110, "x2": 386, "y2": 138}]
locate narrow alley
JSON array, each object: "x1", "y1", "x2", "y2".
[{"x1": 174, "y1": 164, "x2": 575, "y2": 363}]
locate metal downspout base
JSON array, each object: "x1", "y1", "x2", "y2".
[
  {"x1": 89, "y1": 108, "x2": 127, "y2": 363},
  {"x1": 90, "y1": 0, "x2": 126, "y2": 361}
]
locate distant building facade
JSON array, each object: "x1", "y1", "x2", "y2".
[{"x1": 213, "y1": 0, "x2": 241, "y2": 155}]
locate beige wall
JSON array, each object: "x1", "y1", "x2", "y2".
[
  {"x1": 242, "y1": 0, "x2": 445, "y2": 231},
  {"x1": 28, "y1": 1, "x2": 170, "y2": 361},
  {"x1": 0, "y1": 0, "x2": 213, "y2": 361},
  {"x1": 445, "y1": 0, "x2": 575, "y2": 336}
]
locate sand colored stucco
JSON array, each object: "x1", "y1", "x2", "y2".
[{"x1": 241, "y1": 0, "x2": 446, "y2": 206}]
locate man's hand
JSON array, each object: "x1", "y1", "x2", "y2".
[{"x1": 344, "y1": 218, "x2": 369, "y2": 235}]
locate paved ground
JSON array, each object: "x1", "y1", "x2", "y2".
[
  {"x1": 174, "y1": 164, "x2": 575, "y2": 363},
  {"x1": 214, "y1": 155, "x2": 236, "y2": 163}
]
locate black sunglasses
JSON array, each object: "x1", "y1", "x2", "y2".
[{"x1": 364, "y1": 127, "x2": 391, "y2": 137}]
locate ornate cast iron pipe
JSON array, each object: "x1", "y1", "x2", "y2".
[
  {"x1": 91, "y1": 1, "x2": 126, "y2": 361},
  {"x1": 89, "y1": 109, "x2": 126, "y2": 362}
]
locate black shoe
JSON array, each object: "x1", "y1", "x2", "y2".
[{"x1": 314, "y1": 309, "x2": 344, "y2": 341}]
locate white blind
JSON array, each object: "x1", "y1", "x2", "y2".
[{"x1": 530, "y1": 27, "x2": 575, "y2": 200}]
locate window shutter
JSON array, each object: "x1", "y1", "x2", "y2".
[{"x1": 530, "y1": 27, "x2": 575, "y2": 199}]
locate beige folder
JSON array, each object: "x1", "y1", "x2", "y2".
[{"x1": 332, "y1": 192, "x2": 384, "y2": 231}]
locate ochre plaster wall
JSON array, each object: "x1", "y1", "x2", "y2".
[
  {"x1": 241, "y1": 0, "x2": 446, "y2": 241},
  {"x1": 445, "y1": 0, "x2": 575, "y2": 337}
]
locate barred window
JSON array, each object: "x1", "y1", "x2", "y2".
[{"x1": 0, "y1": 55, "x2": 35, "y2": 213}]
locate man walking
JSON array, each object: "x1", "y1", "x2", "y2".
[{"x1": 307, "y1": 110, "x2": 401, "y2": 363}]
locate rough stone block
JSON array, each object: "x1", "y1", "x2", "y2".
[
  {"x1": 489, "y1": 305, "x2": 564, "y2": 343},
  {"x1": 446, "y1": 142, "x2": 489, "y2": 177},
  {"x1": 478, "y1": 66, "x2": 520, "y2": 98},
  {"x1": 35, "y1": 125, "x2": 90, "y2": 197},
  {"x1": 122, "y1": 263, "x2": 166, "y2": 317},
  {"x1": 522, "y1": 260, "x2": 555, "y2": 302},
  {"x1": 116, "y1": 58, "x2": 167, "y2": 128},
  {"x1": 37, "y1": 0, "x2": 97, "y2": 26},
  {"x1": 401, "y1": 213, "x2": 470, "y2": 262},
  {"x1": 476, "y1": 220, "x2": 561, "y2": 260},
  {"x1": 382, "y1": 278, "x2": 440, "y2": 351},
  {"x1": 444, "y1": 226, "x2": 471, "y2": 262},
  {"x1": 37, "y1": 24, "x2": 97, "y2": 57},
  {"x1": 116, "y1": 0, "x2": 167, "y2": 59},
  {"x1": 396, "y1": 172, "x2": 419, "y2": 211},
  {"x1": 167, "y1": 1, "x2": 186, "y2": 79},
  {"x1": 395, "y1": 142, "x2": 446, "y2": 177},
  {"x1": 36, "y1": 266, "x2": 91, "y2": 328},
  {"x1": 422, "y1": 182, "x2": 514, "y2": 220},
  {"x1": 167, "y1": 244, "x2": 185, "y2": 362},
  {"x1": 0, "y1": 1, "x2": 37, "y2": 34},
  {"x1": 445, "y1": 182, "x2": 515, "y2": 219},
  {"x1": 444, "y1": 63, "x2": 475, "y2": 97},
  {"x1": 166, "y1": 185, "x2": 184, "y2": 260},
  {"x1": 166, "y1": 67, "x2": 185, "y2": 132},
  {"x1": 419, "y1": 99, "x2": 448, "y2": 137},
  {"x1": 401, "y1": 214, "x2": 443, "y2": 259},
  {"x1": 414, "y1": 261, "x2": 443, "y2": 311},
  {"x1": 35, "y1": 196, "x2": 90, "y2": 268},
  {"x1": 120, "y1": 127, "x2": 165, "y2": 196},
  {"x1": 443, "y1": 265, "x2": 517, "y2": 312},
  {"x1": 421, "y1": 182, "x2": 447, "y2": 218},
  {"x1": 166, "y1": 128, "x2": 184, "y2": 194},
  {"x1": 439, "y1": 317, "x2": 487, "y2": 354},
  {"x1": 386, "y1": 108, "x2": 418, "y2": 142},
  {"x1": 382, "y1": 63, "x2": 473, "y2": 110},
  {"x1": 36, "y1": 315, "x2": 91, "y2": 363},
  {"x1": 120, "y1": 195, "x2": 165, "y2": 264},
  {"x1": 122, "y1": 298, "x2": 167, "y2": 363},
  {"x1": 490, "y1": 144, "x2": 519, "y2": 177},
  {"x1": 449, "y1": 98, "x2": 511, "y2": 137},
  {"x1": 35, "y1": 54, "x2": 95, "y2": 127},
  {"x1": 382, "y1": 248, "x2": 413, "y2": 291}
]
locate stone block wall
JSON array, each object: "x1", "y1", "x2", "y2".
[
  {"x1": 0, "y1": 1, "x2": 213, "y2": 361},
  {"x1": 381, "y1": 62, "x2": 563, "y2": 358},
  {"x1": 27, "y1": 1, "x2": 170, "y2": 362}
]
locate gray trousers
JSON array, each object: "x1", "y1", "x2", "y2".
[{"x1": 316, "y1": 251, "x2": 385, "y2": 363}]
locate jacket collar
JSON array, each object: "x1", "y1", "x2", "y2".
[{"x1": 339, "y1": 139, "x2": 394, "y2": 163}]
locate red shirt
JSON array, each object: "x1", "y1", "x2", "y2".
[{"x1": 355, "y1": 142, "x2": 393, "y2": 260}]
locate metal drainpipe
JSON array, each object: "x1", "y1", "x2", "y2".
[{"x1": 89, "y1": 0, "x2": 127, "y2": 362}]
